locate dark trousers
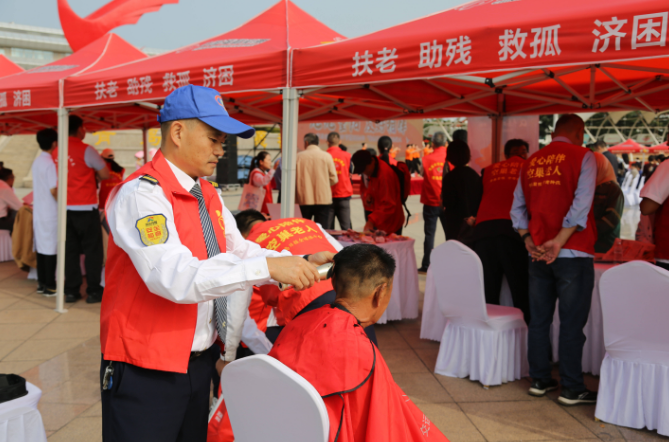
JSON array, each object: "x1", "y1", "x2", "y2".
[
  {"x1": 0, "y1": 209, "x2": 17, "y2": 234},
  {"x1": 421, "y1": 205, "x2": 447, "y2": 268},
  {"x1": 300, "y1": 204, "x2": 330, "y2": 227},
  {"x1": 36, "y1": 253, "x2": 57, "y2": 289},
  {"x1": 327, "y1": 197, "x2": 352, "y2": 230},
  {"x1": 655, "y1": 261, "x2": 669, "y2": 272},
  {"x1": 65, "y1": 209, "x2": 103, "y2": 295},
  {"x1": 101, "y1": 345, "x2": 218, "y2": 442},
  {"x1": 474, "y1": 235, "x2": 530, "y2": 324},
  {"x1": 528, "y1": 258, "x2": 594, "y2": 391},
  {"x1": 265, "y1": 290, "x2": 378, "y2": 347}
]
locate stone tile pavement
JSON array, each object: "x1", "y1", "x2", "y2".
[{"x1": 0, "y1": 259, "x2": 665, "y2": 441}]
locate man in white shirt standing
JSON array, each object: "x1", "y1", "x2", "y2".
[
  {"x1": 0, "y1": 168, "x2": 22, "y2": 233},
  {"x1": 100, "y1": 85, "x2": 333, "y2": 442},
  {"x1": 32, "y1": 129, "x2": 59, "y2": 296}
]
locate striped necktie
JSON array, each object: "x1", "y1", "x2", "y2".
[{"x1": 189, "y1": 183, "x2": 227, "y2": 345}]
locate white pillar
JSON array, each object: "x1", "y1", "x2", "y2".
[
  {"x1": 55, "y1": 108, "x2": 69, "y2": 313},
  {"x1": 280, "y1": 88, "x2": 299, "y2": 218}
]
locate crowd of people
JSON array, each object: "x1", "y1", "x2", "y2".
[{"x1": 2, "y1": 82, "x2": 669, "y2": 441}]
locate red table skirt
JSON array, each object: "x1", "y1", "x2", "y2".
[{"x1": 351, "y1": 175, "x2": 423, "y2": 196}]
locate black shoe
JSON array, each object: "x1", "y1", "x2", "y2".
[
  {"x1": 86, "y1": 292, "x2": 103, "y2": 304},
  {"x1": 558, "y1": 388, "x2": 597, "y2": 406},
  {"x1": 42, "y1": 287, "x2": 57, "y2": 297},
  {"x1": 65, "y1": 293, "x2": 81, "y2": 303},
  {"x1": 528, "y1": 378, "x2": 558, "y2": 397},
  {"x1": 36, "y1": 285, "x2": 45, "y2": 294},
  {"x1": 418, "y1": 267, "x2": 429, "y2": 273}
]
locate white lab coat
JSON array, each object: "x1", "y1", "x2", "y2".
[{"x1": 31, "y1": 152, "x2": 58, "y2": 255}]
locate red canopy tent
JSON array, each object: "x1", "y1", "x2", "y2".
[
  {"x1": 63, "y1": 0, "x2": 345, "y2": 127},
  {"x1": 0, "y1": 33, "x2": 147, "y2": 134},
  {"x1": 649, "y1": 141, "x2": 668, "y2": 152},
  {"x1": 286, "y1": 0, "x2": 669, "y2": 163},
  {"x1": 0, "y1": 55, "x2": 24, "y2": 77},
  {"x1": 609, "y1": 138, "x2": 649, "y2": 153}
]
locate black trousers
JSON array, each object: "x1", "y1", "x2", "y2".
[
  {"x1": 101, "y1": 345, "x2": 218, "y2": 442},
  {"x1": 265, "y1": 290, "x2": 378, "y2": 347},
  {"x1": 474, "y1": 235, "x2": 531, "y2": 324},
  {"x1": 299, "y1": 204, "x2": 330, "y2": 226},
  {"x1": 36, "y1": 253, "x2": 57, "y2": 289},
  {"x1": 327, "y1": 197, "x2": 352, "y2": 230},
  {"x1": 656, "y1": 261, "x2": 669, "y2": 272},
  {"x1": 65, "y1": 209, "x2": 103, "y2": 295},
  {"x1": 0, "y1": 209, "x2": 17, "y2": 234}
]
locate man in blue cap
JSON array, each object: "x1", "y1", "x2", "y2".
[{"x1": 100, "y1": 85, "x2": 334, "y2": 442}]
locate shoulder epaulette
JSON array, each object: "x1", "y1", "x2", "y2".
[
  {"x1": 207, "y1": 180, "x2": 219, "y2": 188},
  {"x1": 139, "y1": 175, "x2": 159, "y2": 185}
]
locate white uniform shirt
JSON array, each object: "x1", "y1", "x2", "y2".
[
  {"x1": 640, "y1": 160, "x2": 669, "y2": 264},
  {"x1": 31, "y1": 152, "x2": 58, "y2": 255},
  {"x1": 107, "y1": 158, "x2": 290, "y2": 352},
  {"x1": 0, "y1": 179, "x2": 22, "y2": 219}
]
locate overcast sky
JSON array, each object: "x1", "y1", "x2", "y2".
[{"x1": 0, "y1": 0, "x2": 470, "y2": 50}]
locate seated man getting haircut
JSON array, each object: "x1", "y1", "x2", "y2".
[
  {"x1": 234, "y1": 209, "x2": 377, "y2": 346},
  {"x1": 269, "y1": 244, "x2": 449, "y2": 442}
]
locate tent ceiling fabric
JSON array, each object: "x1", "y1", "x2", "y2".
[{"x1": 288, "y1": 0, "x2": 669, "y2": 122}]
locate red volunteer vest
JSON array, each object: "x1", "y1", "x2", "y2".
[
  {"x1": 98, "y1": 168, "x2": 124, "y2": 209},
  {"x1": 52, "y1": 137, "x2": 98, "y2": 206},
  {"x1": 249, "y1": 168, "x2": 273, "y2": 214},
  {"x1": 247, "y1": 218, "x2": 337, "y2": 325},
  {"x1": 101, "y1": 151, "x2": 227, "y2": 373},
  {"x1": 365, "y1": 159, "x2": 405, "y2": 234},
  {"x1": 327, "y1": 146, "x2": 353, "y2": 198},
  {"x1": 520, "y1": 142, "x2": 596, "y2": 255},
  {"x1": 653, "y1": 200, "x2": 669, "y2": 260},
  {"x1": 420, "y1": 146, "x2": 446, "y2": 206},
  {"x1": 476, "y1": 156, "x2": 525, "y2": 224}
]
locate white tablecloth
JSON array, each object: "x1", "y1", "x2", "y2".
[
  {"x1": 0, "y1": 230, "x2": 11, "y2": 262},
  {"x1": 421, "y1": 262, "x2": 614, "y2": 375},
  {"x1": 0, "y1": 382, "x2": 46, "y2": 442},
  {"x1": 339, "y1": 239, "x2": 419, "y2": 324}
]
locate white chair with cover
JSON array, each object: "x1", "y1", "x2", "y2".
[
  {"x1": 432, "y1": 240, "x2": 528, "y2": 386},
  {"x1": 595, "y1": 261, "x2": 669, "y2": 436},
  {"x1": 0, "y1": 230, "x2": 11, "y2": 262},
  {"x1": 221, "y1": 354, "x2": 329, "y2": 442}
]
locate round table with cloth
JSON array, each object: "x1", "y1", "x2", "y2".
[
  {"x1": 339, "y1": 239, "x2": 419, "y2": 324},
  {"x1": 421, "y1": 262, "x2": 614, "y2": 375},
  {"x1": 351, "y1": 176, "x2": 423, "y2": 196},
  {"x1": 0, "y1": 382, "x2": 47, "y2": 442}
]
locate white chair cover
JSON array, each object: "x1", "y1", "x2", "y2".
[
  {"x1": 221, "y1": 355, "x2": 329, "y2": 442},
  {"x1": 431, "y1": 241, "x2": 528, "y2": 386},
  {"x1": 0, "y1": 230, "x2": 11, "y2": 262},
  {"x1": 595, "y1": 262, "x2": 669, "y2": 436},
  {"x1": 0, "y1": 383, "x2": 46, "y2": 442}
]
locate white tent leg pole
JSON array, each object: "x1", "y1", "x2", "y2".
[
  {"x1": 281, "y1": 88, "x2": 299, "y2": 219},
  {"x1": 55, "y1": 108, "x2": 69, "y2": 313},
  {"x1": 142, "y1": 127, "x2": 148, "y2": 164}
]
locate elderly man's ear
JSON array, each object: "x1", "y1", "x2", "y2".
[{"x1": 371, "y1": 280, "x2": 392, "y2": 308}]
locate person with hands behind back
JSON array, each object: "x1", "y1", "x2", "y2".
[
  {"x1": 511, "y1": 114, "x2": 598, "y2": 406},
  {"x1": 100, "y1": 85, "x2": 331, "y2": 442}
]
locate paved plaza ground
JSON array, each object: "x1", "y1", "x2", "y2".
[{"x1": 0, "y1": 193, "x2": 663, "y2": 441}]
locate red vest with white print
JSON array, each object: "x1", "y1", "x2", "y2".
[
  {"x1": 476, "y1": 156, "x2": 525, "y2": 224},
  {"x1": 52, "y1": 137, "x2": 98, "y2": 206},
  {"x1": 101, "y1": 150, "x2": 227, "y2": 373},
  {"x1": 327, "y1": 146, "x2": 353, "y2": 198},
  {"x1": 420, "y1": 146, "x2": 446, "y2": 206},
  {"x1": 520, "y1": 142, "x2": 596, "y2": 255},
  {"x1": 248, "y1": 218, "x2": 336, "y2": 325}
]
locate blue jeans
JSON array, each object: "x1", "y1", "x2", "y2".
[
  {"x1": 528, "y1": 257, "x2": 594, "y2": 391},
  {"x1": 422, "y1": 205, "x2": 447, "y2": 268}
]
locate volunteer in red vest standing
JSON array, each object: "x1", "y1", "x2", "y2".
[
  {"x1": 101, "y1": 85, "x2": 332, "y2": 442},
  {"x1": 639, "y1": 151, "x2": 669, "y2": 272},
  {"x1": 53, "y1": 115, "x2": 110, "y2": 303},
  {"x1": 326, "y1": 131, "x2": 353, "y2": 230},
  {"x1": 248, "y1": 150, "x2": 277, "y2": 216},
  {"x1": 419, "y1": 131, "x2": 448, "y2": 272},
  {"x1": 511, "y1": 114, "x2": 598, "y2": 406},
  {"x1": 351, "y1": 149, "x2": 405, "y2": 234},
  {"x1": 472, "y1": 139, "x2": 530, "y2": 323}
]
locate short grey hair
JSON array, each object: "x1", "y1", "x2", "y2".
[
  {"x1": 304, "y1": 132, "x2": 319, "y2": 146},
  {"x1": 432, "y1": 131, "x2": 446, "y2": 147}
]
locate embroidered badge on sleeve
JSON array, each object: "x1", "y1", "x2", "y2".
[{"x1": 135, "y1": 214, "x2": 169, "y2": 246}]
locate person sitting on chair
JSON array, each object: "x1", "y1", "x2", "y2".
[{"x1": 269, "y1": 244, "x2": 449, "y2": 442}]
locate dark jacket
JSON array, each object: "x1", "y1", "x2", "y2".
[
  {"x1": 441, "y1": 166, "x2": 482, "y2": 240},
  {"x1": 593, "y1": 180, "x2": 624, "y2": 253}
]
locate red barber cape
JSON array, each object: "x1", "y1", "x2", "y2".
[{"x1": 208, "y1": 306, "x2": 448, "y2": 442}]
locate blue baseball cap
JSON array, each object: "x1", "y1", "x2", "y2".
[{"x1": 158, "y1": 85, "x2": 255, "y2": 139}]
